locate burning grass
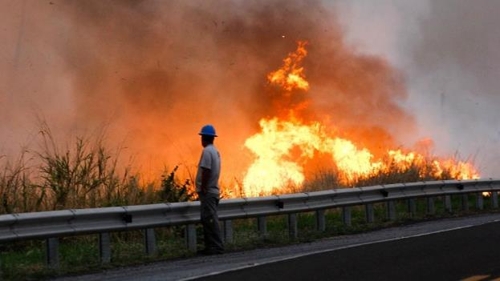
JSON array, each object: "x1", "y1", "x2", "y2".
[
  {"x1": 0, "y1": 121, "x2": 480, "y2": 214},
  {"x1": 0, "y1": 41, "x2": 481, "y2": 212},
  {"x1": 303, "y1": 153, "x2": 478, "y2": 193},
  {"x1": 0, "y1": 123, "x2": 485, "y2": 280},
  {"x1": 239, "y1": 41, "x2": 479, "y2": 197}
]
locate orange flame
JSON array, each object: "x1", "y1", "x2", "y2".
[
  {"x1": 242, "y1": 41, "x2": 480, "y2": 197},
  {"x1": 267, "y1": 41, "x2": 309, "y2": 92}
]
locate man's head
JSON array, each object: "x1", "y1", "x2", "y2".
[{"x1": 199, "y1": 124, "x2": 217, "y2": 147}]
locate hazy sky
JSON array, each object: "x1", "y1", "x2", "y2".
[
  {"x1": 335, "y1": 0, "x2": 500, "y2": 176},
  {"x1": 1, "y1": 0, "x2": 499, "y2": 179}
]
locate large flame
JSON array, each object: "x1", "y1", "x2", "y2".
[{"x1": 242, "y1": 41, "x2": 479, "y2": 197}]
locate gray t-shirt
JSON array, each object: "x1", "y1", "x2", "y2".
[{"x1": 196, "y1": 144, "x2": 221, "y2": 195}]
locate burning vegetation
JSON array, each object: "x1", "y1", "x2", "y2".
[
  {"x1": 241, "y1": 42, "x2": 479, "y2": 197},
  {"x1": 0, "y1": 1, "x2": 483, "y2": 208}
]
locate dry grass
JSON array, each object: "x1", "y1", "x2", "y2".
[
  {"x1": 302, "y1": 156, "x2": 474, "y2": 192},
  {"x1": 0, "y1": 122, "x2": 194, "y2": 214},
  {"x1": 0, "y1": 121, "x2": 476, "y2": 214}
]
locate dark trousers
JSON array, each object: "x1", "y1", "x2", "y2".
[{"x1": 198, "y1": 192, "x2": 224, "y2": 252}]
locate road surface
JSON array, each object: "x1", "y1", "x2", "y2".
[{"x1": 52, "y1": 213, "x2": 500, "y2": 281}]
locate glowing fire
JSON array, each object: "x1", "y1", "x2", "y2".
[
  {"x1": 242, "y1": 41, "x2": 480, "y2": 197},
  {"x1": 267, "y1": 41, "x2": 310, "y2": 91}
]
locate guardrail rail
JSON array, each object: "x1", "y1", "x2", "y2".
[{"x1": 1, "y1": 179, "x2": 500, "y2": 269}]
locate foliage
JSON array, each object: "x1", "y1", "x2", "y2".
[
  {"x1": 302, "y1": 155, "x2": 474, "y2": 192},
  {"x1": 0, "y1": 122, "x2": 195, "y2": 214},
  {"x1": 159, "y1": 166, "x2": 195, "y2": 202},
  {"x1": 0, "y1": 152, "x2": 44, "y2": 213}
]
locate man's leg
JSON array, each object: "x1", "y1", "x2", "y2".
[{"x1": 200, "y1": 193, "x2": 224, "y2": 253}]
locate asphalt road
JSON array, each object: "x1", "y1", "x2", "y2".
[
  {"x1": 197, "y1": 219, "x2": 500, "y2": 281},
  {"x1": 52, "y1": 213, "x2": 500, "y2": 281}
]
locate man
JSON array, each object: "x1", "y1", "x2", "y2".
[{"x1": 195, "y1": 124, "x2": 224, "y2": 255}]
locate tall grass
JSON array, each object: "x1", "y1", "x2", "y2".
[
  {"x1": 0, "y1": 122, "x2": 193, "y2": 214},
  {"x1": 0, "y1": 121, "x2": 477, "y2": 214},
  {"x1": 303, "y1": 155, "x2": 475, "y2": 193},
  {"x1": 0, "y1": 151, "x2": 42, "y2": 213}
]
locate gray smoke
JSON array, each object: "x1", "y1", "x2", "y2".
[
  {"x1": 335, "y1": 0, "x2": 500, "y2": 177},
  {"x1": 408, "y1": 0, "x2": 500, "y2": 177},
  {"x1": 1, "y1": 0, "x2": 497, "y2": 180}
]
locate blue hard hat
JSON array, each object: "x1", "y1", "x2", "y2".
[{"x1": 199, "y1": 124, "x2": 218, "y2": 137}]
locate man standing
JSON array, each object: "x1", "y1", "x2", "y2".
[{"x1": 196, "y1": 124, "x2": 224, "y2": 255}]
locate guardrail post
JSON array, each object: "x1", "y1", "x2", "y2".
[
  {"x1": 491, "y1": 192, "x2": 499, "y2": 209},
  {"x1": 461, "y1": 194, "x2": 469, "y2": 211},
  {"x1": 144, "y1": 228, "x2": 157, "y2": 256},
  {"x1": 185, "y1": 224, "x2": 197, "y2": 252},
  {"x1": 444, "y1": 195, "x2": 452, "y2": 213},
  {"x1": 386, "y1": 201, "x2": 396, "y2": 221},
  {"x1": 258, "y1": 216, "x2": 267, "y2": 238},
  {"x1": 365, "y1": 204, "x2": 374, "y2": 223},
  {"x1": 99, "y1": 232, "x2": 111, "y2": 264},
  {"x1": 342, "y1": 207, "x2": 351, "y2": 226},
  {"x1": 223, "y1": 220, "x2": 233, "y2": 244},
  {"x1": 407, "y1": 199, "x2": 416, "y2": 217},
  {"x1": 315, "y1": 209, "x2": 326, "y2": 231},
  {"x1": 426, "y1": 197, "x2": 435, "y2": 215},
  {"x1": 288, "y1": 214, "x2": 298, "y2": 240},
  {"x1": 45, "y1": 238, "x2": 59, "y2": 269},
  {"x1": 476, "y1": 193, "x2": 484, "y2": 210}
]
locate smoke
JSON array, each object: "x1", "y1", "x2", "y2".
[
  {"x1": 1, "y1": 0, "x2": 75, "y2": 149},
  {"x1": 334, "y1": 0, "x2": 500, "y2": 177},
  {"x1": 408, "y1": 1, "x2": 500, "y2": 177},
  {"x1": 5, "y1": 0, "x2": 487, "y2": 184}
]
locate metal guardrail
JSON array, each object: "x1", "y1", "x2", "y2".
[{"x1": 1, "y1": 179, "x2": 500, "y2": 268}]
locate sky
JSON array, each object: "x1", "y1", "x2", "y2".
[{"x1": 1, "y1": 0, "x2": 499, "y2": 182}]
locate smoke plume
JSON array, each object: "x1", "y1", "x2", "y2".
[
  {"x1": 408, "y1": 0, "x2": 500, "y2": 177},
  {"x1": 4, "y1": 0, "x2": 481, "y2": 184},
  {"x1": 333, "y1": 0, "x2": 500, "y2": 177}
]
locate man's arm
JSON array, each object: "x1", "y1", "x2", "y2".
[{"x1": 200, "y1": 167, "x2": 211, "y2": 194}]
